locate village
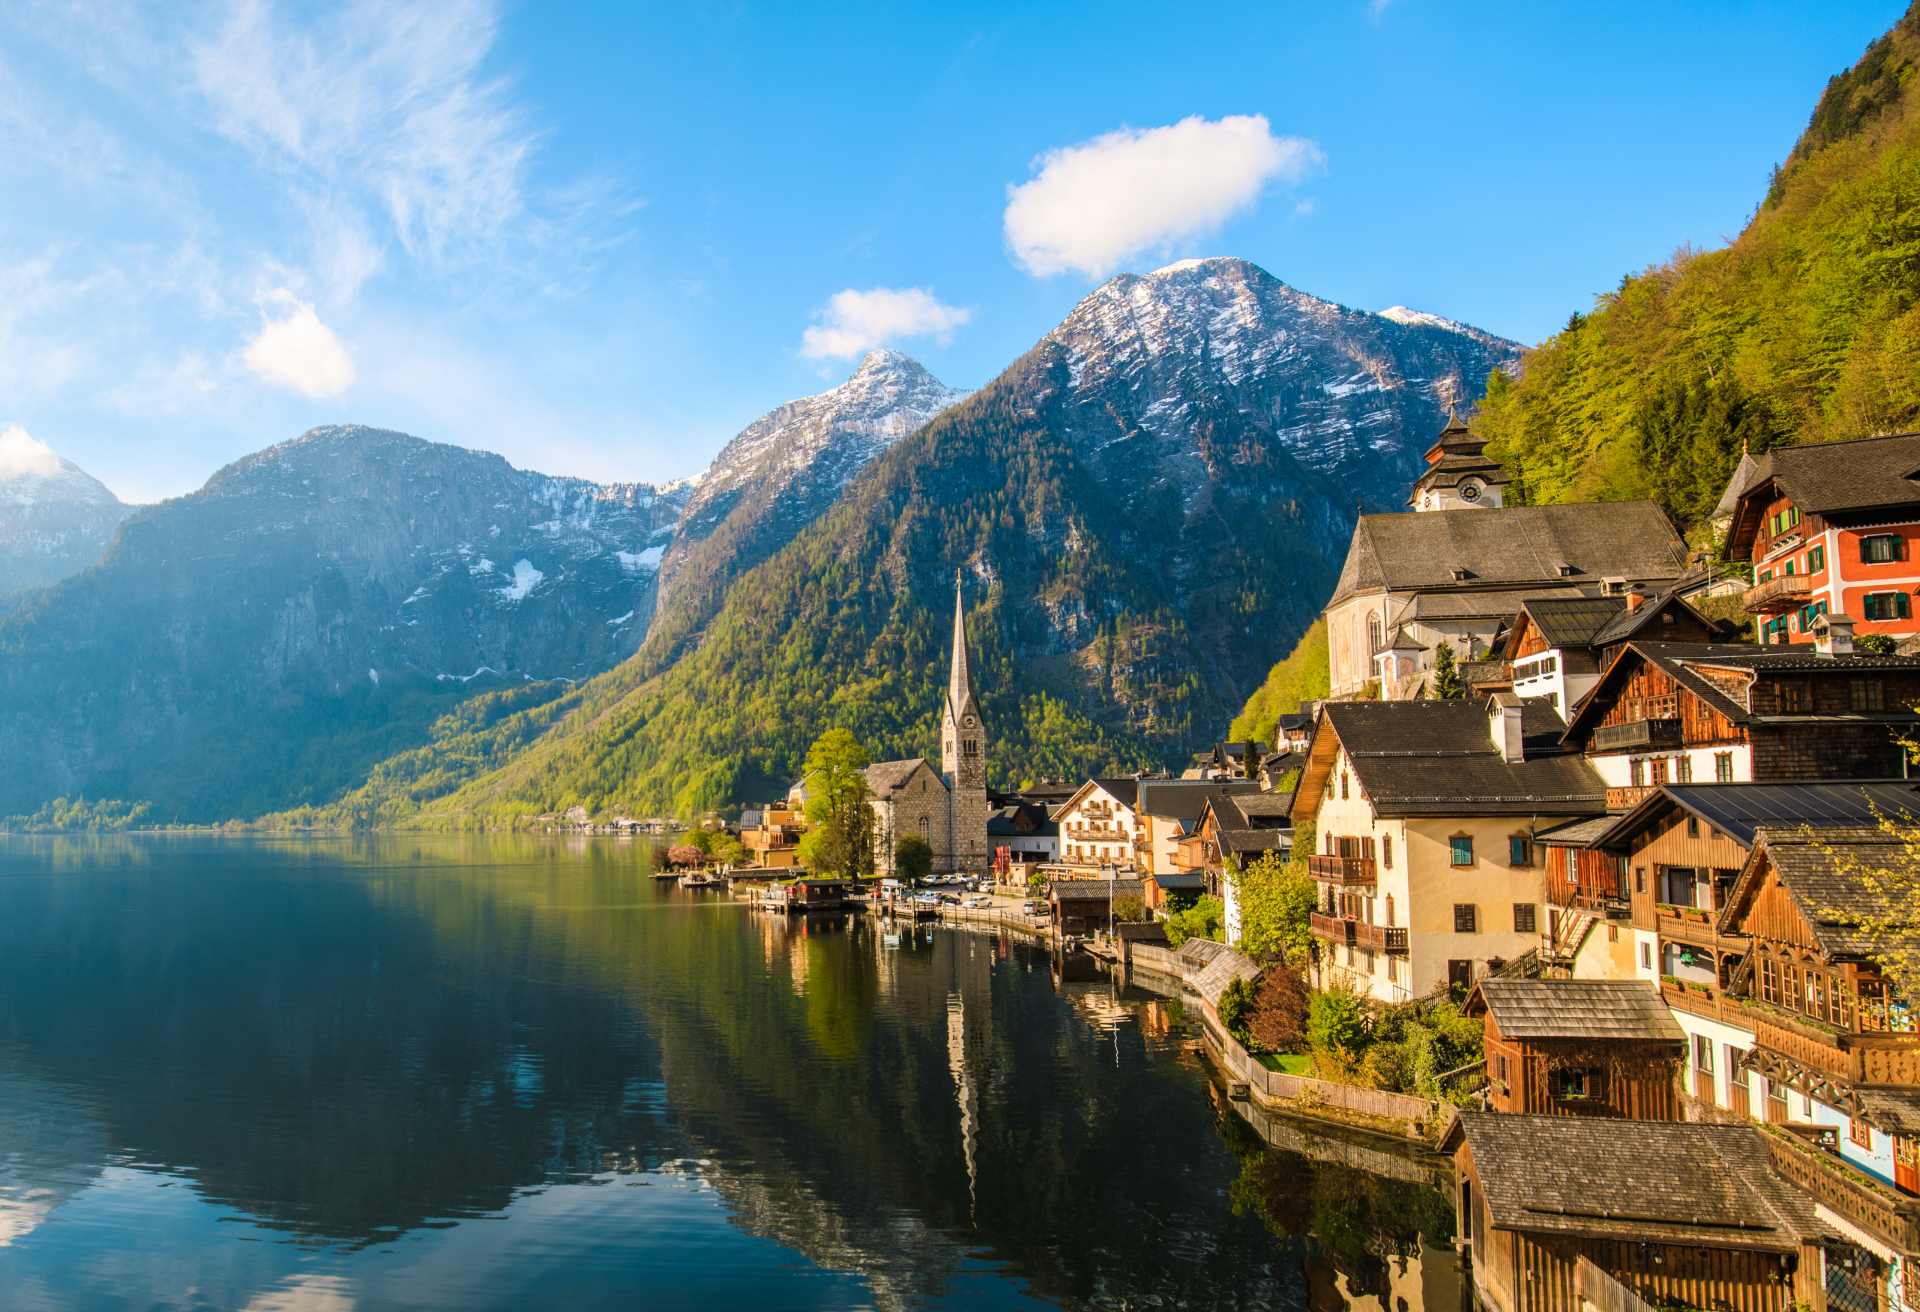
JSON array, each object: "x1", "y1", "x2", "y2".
[{"x1": 643, "y1": 419, "x2": 1920, "y2": 1312}]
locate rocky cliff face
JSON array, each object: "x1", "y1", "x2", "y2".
[
  {"x1": 429, "y1": 258, "x2": 1524, "y2": 818},
  {"x1": 0, "y1": 427, "x2": 131, "y2": 598},
  {"x1": 645, "y1": 350, "x2": 965, "y2": 668},
  {"x1": 0, "y1": 425, "x2": 689, "y2": 819}
]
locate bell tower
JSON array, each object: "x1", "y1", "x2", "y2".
[{"x1": 941, "y1": 571, "x2": 990, "y2": 871}]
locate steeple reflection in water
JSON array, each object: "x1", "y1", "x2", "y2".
[{"x1": 0, "y1": 836, "x2": 1462, "y2": 1310}]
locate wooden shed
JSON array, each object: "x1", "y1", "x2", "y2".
[
  {"x1": 1468, "y1": 978, "x2": 1683, "y2": 1120},
  {"x1": 1446, "y1": 1112, "x2": 1830, "y2": 1312}
]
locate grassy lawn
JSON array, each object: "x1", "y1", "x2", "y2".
[{"x1": 1256, "y1": 1052, "x2": 1311, "y2": 1074}]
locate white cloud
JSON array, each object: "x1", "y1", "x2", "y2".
[
  {"x1": 799, "y1": 287, "x2": 972, "y2": 360},
  {"x1": 0, "y1": 425, "x2": 65, "y2": 480},
  {"x1": 1003, "y1": 114, "x2": 1323, "y2": 278},
  {"x1": 243, "y1": 290, "x2": 355, "y2": 397}
]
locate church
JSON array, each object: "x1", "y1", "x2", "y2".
[{"x1": 865, "y1": 574, "x2": 991, "y2": 875}]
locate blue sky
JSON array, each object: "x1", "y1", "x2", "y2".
[{"x1": 0, "y1": 1, "x2": 1903, "y2": 502}]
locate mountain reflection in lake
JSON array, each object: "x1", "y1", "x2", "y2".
[{"x1": 0, "y1": 836, "x2": 1466, "y2": 1311}]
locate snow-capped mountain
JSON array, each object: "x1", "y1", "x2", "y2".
[
  {"x1": 430, "y1": 257, "x2": 1529, "y2": 818},
  {"x1": 1048, "y1": 257, "x2": 1521, "y2": 499},
  {"x1": 0, "y1": 426, "x2": 131, "y2": 597},
  {"x1": 645, "y1": 349, "x2": 966, "y2": 666},
  {"x1": 0, "y1": 424, "x2": 691, "y2": 819}
]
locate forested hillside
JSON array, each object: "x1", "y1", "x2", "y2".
[{"x1": 1478, "y1": 3, "x2": 1920, "y2": 533}]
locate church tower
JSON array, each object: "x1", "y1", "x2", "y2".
[
  {"x1": 1407, "y1": 409, "x2": 1510, "y2": 511},
  {"x1": 940, "y1": 571, "x2": 990, "y2": 872}
]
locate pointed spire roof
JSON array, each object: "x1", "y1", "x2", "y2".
[{"x1": 948, "y1": 569, "x2": 977, "y2": 722}]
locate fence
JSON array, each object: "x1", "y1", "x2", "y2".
[
  {"x1": 1575, "y1": 1257, "x2": 1658, "y2": 1312},
  {"x1": 1198, "y1": 1005, "x2": 1443, "y2": 1130}
]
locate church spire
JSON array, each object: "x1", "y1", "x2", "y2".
[{"x1": 944, "y1": 568, "x2": 975, "y2": 722}]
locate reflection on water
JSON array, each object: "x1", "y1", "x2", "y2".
[{"x1": 0, "y1": 836, "x2": 1462, "y2": 1310}]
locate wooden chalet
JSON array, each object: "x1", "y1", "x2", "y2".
[
  {"x1": 1447, "y1": 1112, "x2": 1830, "y2": 1312},
  {"x1": 1171, "y1": 789, "x2": 1292, "y2": 895},
  {"x1": 1560, "y1": 640, "x2": 1920, "y2": 808},
  {"x1": 1501, "y1": 589, "x2": 1721, "y2": 719},
  {"x1": 1468, "y1": 978, "x2": 1683, "y2": 1120},
  {"x1": 1049, "y1": 877, "x2": 1148, "y2": 938}
]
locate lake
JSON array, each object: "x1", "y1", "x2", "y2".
[{"x1": 0, "y1": 836, "x2": 1465, "y2": 1311}]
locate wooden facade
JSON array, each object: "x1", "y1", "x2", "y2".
[
  {"x1": 1482, "y1": 1009, "x2": 1679, "y2": 1120},
  {"x1": 1587, "y1": 659, "x2": 1743, "y2": 754}
]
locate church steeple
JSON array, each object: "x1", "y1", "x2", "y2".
[{"x1": 947, "y1": 569, "x2": 977, "y2": 724}]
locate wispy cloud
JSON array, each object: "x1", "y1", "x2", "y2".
[
  {"x1": 243, "y1": 290, "x2": 355, "y2": 398},
  {"x1": 0, "y1": 425, "x2": 65, "y2": 480},
  {"x1": 799, "y1": 287, "x2": 972, "y2": 360},
  {"x1": 1004, "y1": 114, "x2": 1322, "y2": 278}
]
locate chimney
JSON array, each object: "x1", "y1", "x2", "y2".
[
  {"x1": 1625, "y1": 588, "x2": 1649, "y2": 614},
  {"x1": 1815, "y1": 612, "x2": 1856, "y2": 657},
  {"x1": 1488, "y1": 695, "x2": 1525, "y2": 762}
]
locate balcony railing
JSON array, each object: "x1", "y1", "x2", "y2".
[
  {"x1": 1763, "y1": 1124, "x2": 1920, "y2": 1252},
  {"x1": 1309, "y1": 911, "x2": 1407, "y2": 954},
  {"x1": 1605, "y1": 785, "x2": 1657, "y2": 811},
  {"x1": 1657, "y1": 983, "x2": 1920, "y2": 1086},
  {"x1": 1592, "y1": 718, "x2": 1683, "y2": 752},
  {"x1": 1653, "y1": 903, "x2": 1742, "y2": 950},
  {"x1": 1308, "y1": 854, "x2": 1378, "y2": 886},
  {"x1": 1743, "y1": 574, "x2": 1813, "y2": 614}
]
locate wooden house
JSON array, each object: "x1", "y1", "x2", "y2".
[
  {"x1": 1049, "y1": 877, "x2": 1148, "y2": 938},
  {"x1": 1559, "y1": 640, "x2": 1920, "y2": 807},
  {"x1": 1446, "y1": 1112, "x2": 1830, "y2": 1312},
  {"x1": 1720, "y1": 431, "x2": 1920, "y2": 647},
  {"x1": 1501, "y1": 589, "x2": 1721, "y2": 718},
  {"x1": 1582, "y1": 782, "x2": 1920, "y2": 1123},
  {"x1": 1468, "y1": 978, "x2": 1682, "y2": 1120}
]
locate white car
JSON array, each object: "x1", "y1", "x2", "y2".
[{"x1": 963, "y1": 895, "x2": 992, "y2": 908}]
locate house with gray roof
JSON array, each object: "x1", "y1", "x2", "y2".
[{"x1": 1325, "y1": 497, "x2": 1689, "y2": 699}]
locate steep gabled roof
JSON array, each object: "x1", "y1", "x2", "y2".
[
  {"x1": 1508, "y1": 595, "x2": 1627, "y2": 653},
  {"x1": 1722, "y1": 826, "x2": 1920, "y2": 963},
  {"x1": 865, "y1": 758, "x2": 942, "y2": 797},
  {"x1": 1329, "y1": 502, "x2": 1688, "y2": 606},
  {"x1": 1595, "y1": 782, "x2": 1920, "y2": 853},
  {"x1": 1448, "y1": 1113, "x2": 1828, "y2": 1251},
  {"x1": 1472, "y1": 979, "x2": 1682, "y2": 1042},
  {"x1": 1050, "y1": 777, "x2": 1143, "y2": 819},
  {"x1": 1725, "y1": 432, "x2": 1920, "y2": 556}
]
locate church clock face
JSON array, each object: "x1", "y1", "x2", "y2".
[{"x1": 1459, "y1": 479, "x2": 1483, "y2": 503}]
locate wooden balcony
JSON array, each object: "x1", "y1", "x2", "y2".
[
  {"x1": 1592, "y1": 718, "x2": 1682, "y2": 752},
  {"x1": 1654, "y1": 904, "x2": 1744, "y2": 951},
  {"x1": 1743, "y1": 573, "x2": 1813, "y2": 614},
  {"x1": 1309, "y1": 912, "x2": 1406, "y2": 953},
  {"x1": 1308, "y1": 854, "x2": 1377, "y2": 886},
  {"x1": 1606, "y1": 785, "x2": 1657, "y2": 811},
  {"x1": 1763, "y1": 1124, "x2": 1920, "y2": 1253},
  {"x1": 1660, "y1": 978, "x2": 1735, "y2": 1025},
  {"x1": 1658, "y1": 984, "x2": 1920, "y2": 1086}
]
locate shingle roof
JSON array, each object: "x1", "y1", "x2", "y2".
[
  {"x1": 1586, "y1": 591, "x2": 1717, "y2": 647},
  {"x1": 1329, "y1": 502, "x2": 1687, "y2": 606},
  {"x1": 1516, "y1": 595, "x2": 1627, "y2": 649},
  {"x1": 1224, "y1": 791, "x2": 1296, "y2": 824},
  {"x1": 1856, "y1": 1087, "x2": 1920, "y2": 1137},
  {"x1": 1596, "y1": 782, "x2": 1920, "y2": 852},
  {"x1": 1218, "y1": 828, "x2": 1288, "y2": 857},
  {"x1": 1136, "y1": 779, "x2": 1258, "y2": 825},
  {"x1": 1320, "y1": 699, "x2": 1605, "y2": 817},
  {"x1": 1176, "y1": 938, "x2": 1262, "y2": 1008},
  {"x1": 865, "y1": 758, "x2": 939, "y2": 797},
  {"x1": 1744, "y1": 827, "x2": 1920, "y2": 961},
  {"x1": 1475, "y1": 979, "x2": 1682, "y2": 1041},
  {"x1": 1741, "y1": 432, "x2": 1920, "y2": 520},
  {"x1": 1451, "y1": 1113, "x2": 1829, "y2": 1250},
  {"x1": 1153, "y1": 873, "x2": 1206, "y2": 891},
  {"x1": 1533, "y1": 815, "x2": 1621, "y2": 846},
  {"x1": 1089, "y1": 778, "x2": 1140, "y2": 809},
  {"x1": 1051, "y1": 877, "x2": 1148, "y2": 901}
]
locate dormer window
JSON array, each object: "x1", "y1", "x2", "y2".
[
  {"x1": 1556, "y1": 563, "x2": 1577, "y2": 577},
  {"x1": 1451, "y1": 567, "x2": 1474, "y2": 582}
]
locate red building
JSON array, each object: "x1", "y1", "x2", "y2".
[{"x1": 1722, "y1": 433, "x2": 1920, "y2": 645}]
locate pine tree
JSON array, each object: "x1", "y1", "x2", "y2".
[{"x1": 1431, "y1": 641, "x2": 1465, "y2": 700}]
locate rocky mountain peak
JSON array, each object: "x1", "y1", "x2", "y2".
[
  {"x1": 0, "y1": 426, "x2": 120, "y2": 510},
  {"x1": 0, "y1": 427, "x2": 130, "y2": 597}
]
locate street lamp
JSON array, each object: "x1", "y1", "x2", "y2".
[{"x1": 1102, "y1": 860, "x2": 1117, "y2": 942}]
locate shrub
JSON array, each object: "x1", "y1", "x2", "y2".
[
  {"x1": 893, "y1": 833, "x2": 933, "y2": 882},
  {"x1": 1248, "y1": 964, "x2": 1310, "y2": 1053},
  {"x1": 1307, "y1": 984, "x2": 1369, "y2": 1062},
  {"x1": 1219, "y1": 976, "x2": 1257, "y2": 1048},
  {"x1": 1165, "y1": 893, "x2": 1224, "y2": 946}
]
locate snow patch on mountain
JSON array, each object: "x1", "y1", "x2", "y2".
[{"x1": 497, "y1": 559, "x2": 543, "y2": 602}]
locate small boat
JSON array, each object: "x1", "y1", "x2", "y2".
[{"x1": 678, "y1": 871, "x2": 720, "y2": 889}]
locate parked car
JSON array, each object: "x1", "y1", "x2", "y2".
[
  {"x1": 1024, "y1": 900, "x2": 1049, "y2": 917},
  {"x1": 963, "y1": 895, "x2": 992, "y2": 908}
]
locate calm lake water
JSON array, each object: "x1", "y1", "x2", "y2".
[{"x1": 0, "y1": 836, "x2": 1464, "y2": 1311}]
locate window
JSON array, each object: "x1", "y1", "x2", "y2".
[
  {"x1": 1715, "y1": 752, "x2": 1734, "y2": 783},
  {"x1": 1851, "y1": 1117, "x2": 1874, "y2": 1150},
  {"x1": 1495, "y1": 1053, "x2": 1509, "y2": 1085},
  {"x1": 1453, "y1": 904, "x2": 1479, "y2": 933},
  {"x1": 1640, "y1": 942, "x2": 1652, "y2": 970},
  {"x1": 1760, "y1": 954, "x2": 1778, "y2": 1004},
  {"x1": 1340, "y1": 771, "x2": 1349, "y2": 800},
  {"x1": 1686, "y1": 814, "x2": 1700, "y2": 838},
  {"x1": 1382, "y1": 835, "x2": 1393, "y2": 869},
  {"x1": 1863, "y1": 533, "x2": 1905, "y2": 564},
  {"x1": 1864, "y1": 591, "x2": 1913, "y2": 622},
  {"x1": 1508, "y1": 835, "x2": 1532, "y2": 867},
  {"x1": 1551, "y1": 1068, "x2": 1593, "y2": 1100},
  {"x1": 1450, "y1": 835, "x2": 1474, "y2": 867},
  {"x1": 1630, "y1": 758, "x2": 1646, "y2": 787},
  {"x1": 1513, "y1": 903, "x2": 1537, "y2": 934},
  {"x1": 1808, "y1": 545, "x2": 1826, "y2": 573},
  {"x1": 1362, "y1": 949, "x2": 1376, "y2": 974},
  {"x1": 1677, "y1": 756, "x2": 1693, "y2": 784},
  {"x1": 1650, "y1": 757, "x2": 1669, "y2": 786},
  {"x1": 1694, "y1": 1034, "x2": 1713, "y2": 1076},
  {"x1": 1776, "y1": 679, "x2": 1813, "y2": 713},
  {"x1": 1852, "y1": 679, "x2": 1887, "y2": 712},
  {"x1": 1386, "y1": 955, "x2": 1400, "y2": 985},
  {"x1": 1727, "y1": 1045, "x2": 1748, "y2": 1090},
  {"x1": 1635, "y1": 866, "x2": 1646, "y2": 895}
]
